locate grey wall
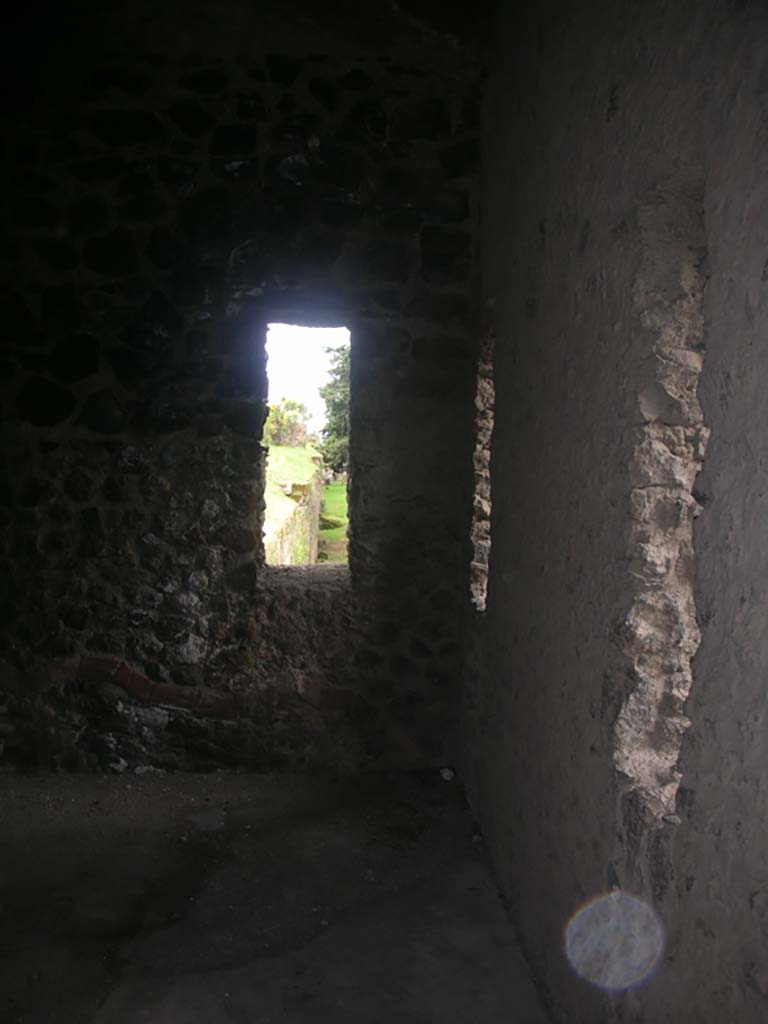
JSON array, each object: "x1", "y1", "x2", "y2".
[{"x1": 463, "y1": 1, "x2": 768, "y2": 1021}]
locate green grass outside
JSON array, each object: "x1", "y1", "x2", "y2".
[
  {"x1": 318, "y1": 481, "x2": 348, "y2": 563},
  {"x1": 266, "y1": 445, "x2": 322, "y2": 486},
  {"x1": 322, "y1": 481, "x2": 347, "y2": 520}
]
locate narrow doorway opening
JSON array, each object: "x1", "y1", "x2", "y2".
[{"x1": 262, "y1": 322, "x2": 351, "y2": 566}]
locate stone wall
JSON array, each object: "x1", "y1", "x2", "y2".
[
  {"x1": 265, "y1": 474, "x2": 323, "y2": 566},
  {"x1": 0, "y1": 567, "x2": 363, "y2": 773},
  {"x1": 463, "y1": 2, "x2": 768, "y2": 1022},
  {"x1": 0, "y1": 0, "x2": 482, "y2": 771}
]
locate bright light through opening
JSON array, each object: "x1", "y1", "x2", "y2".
[
  {"x1": 262, "y1": 322, "x2": 351, "y2": 568},
  {"x1": 265, "y1": 323, "x2": 350, "y2": 433}
]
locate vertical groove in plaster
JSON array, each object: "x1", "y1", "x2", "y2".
[
  {"x1": 469, "y1": 321, "x2": 495, "y2": 612},
  {"x1": 615, "y1": 189, "x2": 709, "y2": 822}
]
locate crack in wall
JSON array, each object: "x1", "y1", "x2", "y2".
[
  {"x1": 469, "y1": 321, "x2": 495, "y2": 612},
  {"x1": 615, "y1": 189, "x2": 709, "y2": 823}
]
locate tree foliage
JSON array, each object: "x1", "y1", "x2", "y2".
[
  {"x1": 263, "y1": 397, "x2": 310, "y2": 447},
  {"x1": 320, "y1": 343, "x2": 350, "y2": 473}
]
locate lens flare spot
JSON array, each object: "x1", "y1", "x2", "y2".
[{"x1": 565, "y1": 891, "x2": 664, "y2": 991}]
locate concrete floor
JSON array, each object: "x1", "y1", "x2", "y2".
[{"x1": 0, "y1": 770, "x2": 549, "y2": 1023}]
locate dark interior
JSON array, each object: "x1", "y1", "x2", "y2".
[{"x1": 2, "y1": 2, "x2": 768, "y2": 1020}]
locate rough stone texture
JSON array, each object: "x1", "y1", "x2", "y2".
[
  {"x1": 1, "y1": 0, "x2": 481, "y2": 771},
  {"x1": 469, "y1": 319, "x2": 494, "y2": 612},
  {"x1": 462, "y1": 2, "x2": 768, "y2": 1022},
  {"x1": 616, "y1": 192, "x2": 709, "y2": 825},
  {"x1": 0, "y1": 568, "x2": 387, "y2": 773}
]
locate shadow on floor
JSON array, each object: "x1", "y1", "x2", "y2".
[{"x1": 0, "y1": 770, "x2": 549, "y2": 1023}]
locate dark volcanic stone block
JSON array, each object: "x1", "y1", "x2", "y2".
[
  {"x1": 18, "y1": 476, "x2": 55, "y2": 507},
  {"x1": 392, "y1": 98, "x2": 451, "y2": 141},
  {"x1": 146, "y1": 227, "x2": 183, "y2": 269},
  {"x1": 171, "y1": 262, "x2": 219, "y2": 307},
  {"x1": 89, "y1": 67, "x2": 152, "y2": 97},
  {"x1": 135, "y1": 399, "x2": 193, "y2": 434},
  {"x1": 179, "y1": 68, "x2": 229, "y2": 94},
  {"x1": 14, "y1": 197, "x2": 60, "y2": 230},
  {"x1": 18, "y1": 350, "x2": 50, "y2": 372},
  {"x1": 355, "y1": 288, "x2": 401, "y2": 313},
  {"x1": 71, "y1": 157, "x2": 127, "y2": 182},
  {"x1": 459, "y1": 89, "x2": 481, "y2": 132},
  {"x1": 225, "y1": 401, "x2": 264, "y2": 437},
  {"x1": 266, "y1": 54, "x2": 303, "y2": 86},
  {"x1": 439, "y1": 138, "x2": 480, "y2": 179},
  {"x1": 34, "y1": 239, "x2": 80, "y2": 271},
  {"x1": 209, "y1": 124, "x2": 259, "y2": 156},
  {"x1": 0, "y1": 228, "x2": 19, "y2": 263},
  {"x1": 0, "y1": 600, "x2": 18, "y2": 626},
  {"x1": 420, "y1": 228, "x2": 470, "y2": 284},
  {"x1": 50, "y1": 333, "x2": 100, "y2": 383},
  {"x1": 422, "y1": 189, "x2": 469, "y2": 225},
  {"x1": 11, "y1": 169, "x2": 53, "y2": 193},
  {"x1": 313, "y1": 145, "x2": 370, "y2": 191},
  {"x1": 295, "y1": 228, "x2": 345, "y2": 272},
  {"x1": 156, "y1": 157, "x2": 201, "y2": 193},
  {"x1": 357, "y1": 239, "x2": 410, "y2": 284},
  {"x1": 226, "y1": 561, "x2": 257, "y2": 594},
  {"x1": 274, "y1": 105, "x2": 319, "y2": 151},
  {"x1": 368, "y1": 204, "x2": 421, "y2": 231},
  {"x1": 210, "y1": 158, "x2": 261, "y2": 179},
  {"x1": 237, "y1": 92, "x2": 267, "y2": 120},
  {"x1": 17, "y1": 376, "x2": 77, "y2": 426},
  {"x1": 41, "y1": 286, "x2": 82, "y2": 331},
  {"x1": 77, "y1": 390, "x2": 124, "y2": 434},
  {"x1": 215, "y1": 524, "x2": 256, "y2": 553},
  {"x1": 321, "y1": 199, "x2": 363, "y2": 228},
  {"x1": 116, "y1": 169, "x2": 156, "y2": 198},
  {"x1": 105, "y1": 346, "x2": 151, "y2": 388},
  {"x1": 339, "y1": 68, "x2": 373, "y2": 91},
  {"x1": 63, "y1": 467, "x2": 94, "y2": 502},
  {"x1": 122, "y1": 291, "x2": 183, "y2": 350},
  {"x1": 405, "y1": 290, "x2": 468, "y2": 325},
  {"x1": 3, "y1": 292, "x2": 41, "y2": 348},
  {"x1": 102, "y1": 474, "x2": 125, "y2": 502},
  {"x1": 68, "y1": 196, "x2": 110, "y2": 237},
  {"x1": 90, "y1": 110, "x2": 165, "y2": 148},
  {"x1": 57, "y1": 602, "x2": 89, "y2": 629},
  {"x1": 378, "y1": 164, "x2": 423, "y2": 197},
  {"x1": 342, "y1": 99, "x2": 387, "y2": 141},
  {"x1": 272, "y1": 152, "x2": 310, "y2": 187},
  {"x1": 83, "y1": 229, "x2": 138, "y2": 276},
  {"x1": 308, "y1": 77, "x2": 339, "y2": 112},
  {"x1": 181, "y1": 188, "x2": 231, "y2": 241},
  {"x1": 168, "y1": 99, "x2": 215, "y2": 137},
  {"x1": 119, "y1": 195, "x2": 167, "y2": 222},
  {"x1": 79, "y1": 507, "x2": 104, "y2": 554}
]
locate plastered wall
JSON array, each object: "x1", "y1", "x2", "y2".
[{"x1": 463, "y1": 1, "x2": 768, "y2": 1020}]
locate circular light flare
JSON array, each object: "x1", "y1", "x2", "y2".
[{"x1": 565, "y1": 891, "x2": 665, "y2": 991}]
